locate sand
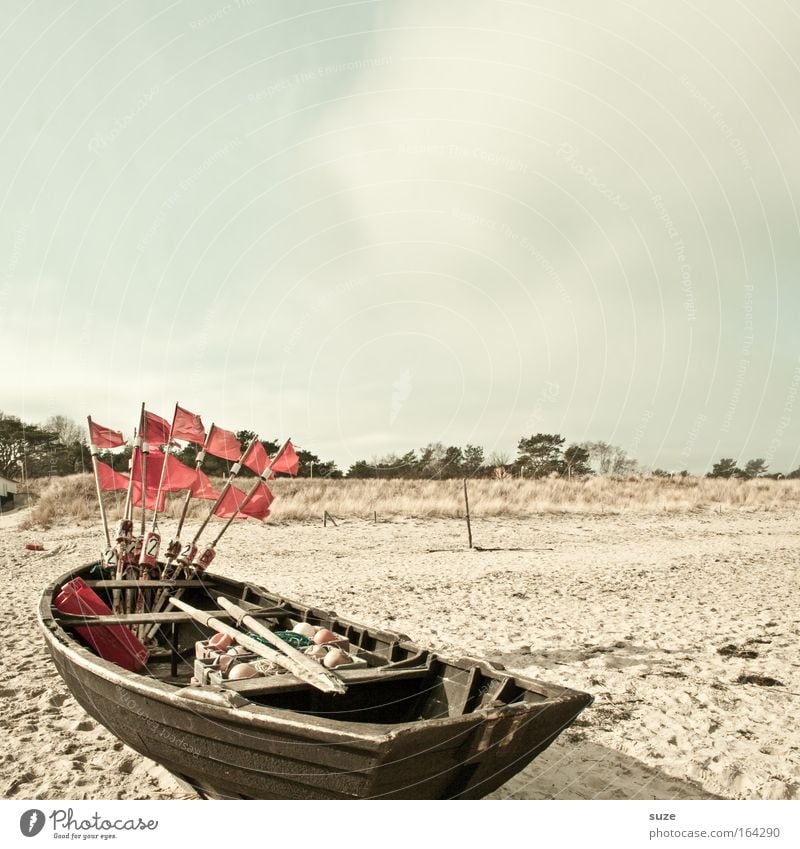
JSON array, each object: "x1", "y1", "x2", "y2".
[{"x1": 1, "y1": 504, "x2": 798, "y2": 801}]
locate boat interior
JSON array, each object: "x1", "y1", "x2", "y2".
[{"x1": 52, "y1": 570, "x2": 556, "y2": 724}]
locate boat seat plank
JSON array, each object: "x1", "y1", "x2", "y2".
[
  {"x1": 55, "y1": 608, "x2": 285, "y2": 627},
  {"x1": 85, "y1": 580, "x2": 212, "y2": 589},
  {"x1": 221, "y1": 664, "x2": 432, "y2": 697}
]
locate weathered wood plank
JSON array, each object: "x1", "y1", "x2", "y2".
[{"x1": 55, "y1": 608, "x2": 285, "y2": 627}]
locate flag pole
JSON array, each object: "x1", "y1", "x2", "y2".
[
  {"x1": 207, "y1": 437, "x2": 289, "y2": 550},
  {"x1": 121, "y1": 403, "x2": 144, "y2": 527},
  {"x1": 189, "y1": 435, "x2": 260, "y2": 546},
  {"x1": 143, "y1": 433, "x2": 258, "y2": 638},
  {"x1": 86, "y1": 417, "x2": 112, "y2": 549},
  {"x1": 149, "y1": 403, "x2": 178, "y2": 534},
  {"x1": 139, "y1": 405, "x2": 149, "y2": 538},
  {"x1": 173, "y1": 422, "x2": 213, "y2": 543}
]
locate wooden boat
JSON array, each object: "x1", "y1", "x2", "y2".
[{"x1": 39, "y1": 562, "x2": 592, "y2": 800}]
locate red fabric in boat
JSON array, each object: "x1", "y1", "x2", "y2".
[{"x1": 55, "y1": 578, "x2": 149, "y2": 672}]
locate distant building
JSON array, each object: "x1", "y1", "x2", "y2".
[{"x1": 0, "y1": 475, "x2": 17, "y2": 508}]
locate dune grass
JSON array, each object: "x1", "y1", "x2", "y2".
[{"x1": 15, "y1": 473, "x2": 800, "y2": 530}]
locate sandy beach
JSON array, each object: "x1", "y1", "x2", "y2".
[{"x1": 1, "y1": 505, "x2": 798, "y2": 801}]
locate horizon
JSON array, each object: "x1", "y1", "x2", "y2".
[{"x1": 0, "y1": 402, "x2": 793, "y2": 478}]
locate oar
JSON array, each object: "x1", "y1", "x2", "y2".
[
  {"x1": 168, "y1": 597, "x2": 347, "y2": 695},
  {"x1": 215, "y1": 596, "x2": 347, "y2": 694}
]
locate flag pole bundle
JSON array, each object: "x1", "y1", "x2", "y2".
[{"x1": 85, "y1": 402, "x2": 300, "y2": 640}]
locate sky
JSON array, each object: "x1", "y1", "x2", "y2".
[{"x1": 1, "y1": 0, "x2": 799, "y2": 474}]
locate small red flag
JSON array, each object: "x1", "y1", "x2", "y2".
[
  {"x1": 243, "y1": 440, "x2": 269, "y2": 475},
  {"x1": 244, "y1": 481, "x2": 274, "y2": 519},
  {"x1": 270, "y1": 440, "x2": 300, "y2": 476},
  {"x1": 214, "y1": 482, "x2": 273, "y2": 520},
  {"x1": 191, "y1": 468, "x2": 219, "y2": 501},
  {"x1": 143, "y1": 410, "x2": 172, "y2": 446},
  {"x1": 172, "y1": 406, "x2": 205, "y2": 445},
  {"x1": 206, "y1": 425, "x2": 241, "y2": 461},
  {"x1": 95, "y1": 460, "x2": 130, "y2": 491},
  {"x1": 131, "y1": 448, "x2": 197, "y2": 492},
  {"x1": 88, "y1": 420, "x2": 125, "y2": 449},
  {"x1": 132, "y1": 481, "x2": 166, "y2": 512}
]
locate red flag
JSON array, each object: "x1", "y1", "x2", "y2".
[
  {"x1": 131, "y1": 448, "x2": 197, "y2": 492},
  {"x1": 244, "y1": 481, "x2": 274, "y2": 519},
  {"x1": 214, "y1": 482, "x2": 273, "y2": 520},
  {"x1": 95, "y1": 460, "x2": 129, "y2": 491},
  {"x1": 242, "y1": 440, "x2": 269, "y2": 475},
  {"x1": 173, "y1": 406, "x2": 205, "y2": 445},
  {"x1": 131, "y1": 447, "x2": 163, "y2": 489},
  {"x1": 206, "y1": 425, "x2": 241, "y2": 461},
  {"x1": 143, "y1": 410, "x2": 171, "y2": 446},
  {"x1": 270, "y1": 440, "x2": 300, "y2": 476},
  {"x1": 89, "y1": 420, "x2": 125, "y2": 449},
  {"x1": 132, "y1": 481, "x2": 166, "y2": 512},
  {"x1": 162, "y1": 453, "x2": 199, "y2": 491},
  {"x1": 191, "y1": 468, "x2": 219, "y2": 501}
]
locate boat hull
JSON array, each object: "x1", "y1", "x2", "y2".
[{"x1": 40, "y1": 565, "x2": 592, "y2": 800}]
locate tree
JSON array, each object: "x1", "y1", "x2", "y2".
[
  {"x1": 440, "y1": 446, "x2": 464, "y2": 478},
  {"x1": 562, "y1": 444, "x2": 592, "y2": 478},
  {"x1": 463, "y1": 444, "x2": 484, "y2": 477},
  {"x1": 0, "y1": 413, "x2": 55, "y2": 478},
  {"x1": 417, "y1": 442, "x2": 447, "y2": 478},
  {"x1": 709, "y1": 458, "x2": 739, "y2": 478},
  {"x1": 44, "y1": 415, "x2": 84, "y2": 446},
  {"x1": 651, "y1": 468, "x2": 671, "y2": 478},
  {"x1": 517, "y1": 433, "x2": 565, "y2": 477},
  {"x1": 579, "y1": 440, "x2": 638, "y2": 475},
  {"x1": 743, "y1": 458, "x2": 768, "y2": 479}
]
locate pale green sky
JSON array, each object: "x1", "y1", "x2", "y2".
[{"x1": 2, "y1": 0, "x2": 799, "y2": 473}]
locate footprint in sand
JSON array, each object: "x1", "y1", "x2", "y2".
[{"x1": 117, "y1": 757, "x2": 136, "y2": 774}]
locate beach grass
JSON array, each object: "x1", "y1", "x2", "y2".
[{"x1": 16, "y1": 473, "x2": 800, "y2": 529}]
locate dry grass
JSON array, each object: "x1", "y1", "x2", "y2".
[{"x1": 15, "y1": 473, "x2": 800, "y2": 529}]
